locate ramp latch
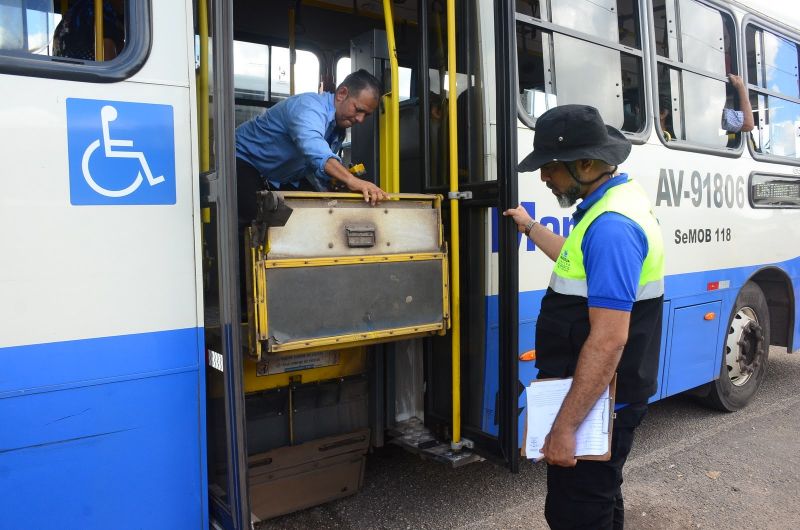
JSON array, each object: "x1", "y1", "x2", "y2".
[{"x1": 345, "y1": 224, "x2": 377, "y2": 248}]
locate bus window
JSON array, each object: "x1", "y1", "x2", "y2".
[
  {"x1": 515, "y1": 0, "x2": 646, "y2": 135},
  {"x1": 232, "y1": 41, "x2": 320, "y2": 127},
  {"x1": 0, "y1": 0, "x2": 125, "y2": 61},
  {"x1": 652, "y1": 0, "x2": 738, "y2": 149},
  {"x1": 0, "y1": 0, "x2": 58, "y2": 54},
  {"x1": 0, "y1": 1, "x2": 149, "y2": 83},
  {"x1": 336, "y1": 56, "x2": 412, "y2": 101},
  {"x1": 426, "y1": 0, "x2": 485, "y2": 186},
  {"x1": 335, "y1": 56, "x2": 350, "y2": 86},
  {"x1": 746, "y1": 25, "x2": 800, "y2": 161}
]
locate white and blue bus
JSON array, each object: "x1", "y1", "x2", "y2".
[{"x1": 0, "y1": 0, "x2": 798, "y2": 528}]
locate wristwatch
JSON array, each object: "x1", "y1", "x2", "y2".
[{"x1": 524, "y1": 219, "x2": 538, "y2": 236}]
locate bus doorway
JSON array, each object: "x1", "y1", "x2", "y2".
[{"x1": 198, "y1": 0, "x2": 518, "y2": 525}]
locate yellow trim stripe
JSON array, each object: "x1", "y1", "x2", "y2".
[
  {"x1": 269, "y1": 323, "x2": 445, "y2": 353},
  {"x1": 276, "y1": 191, "x2": 439, "y2": 201},
  {"x1": 264, "y1": 252, "x2": 445, "y2": 269}
]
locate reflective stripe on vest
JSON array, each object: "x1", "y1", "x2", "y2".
[{"x1": 550, "y1": 179, "x2": 665, "y2": 301}]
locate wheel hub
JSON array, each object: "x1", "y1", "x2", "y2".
[{"x1": 726, "y1": 307, "x2": 764, "y2": 387}]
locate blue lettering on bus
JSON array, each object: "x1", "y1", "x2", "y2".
[{"x1": 491, "y1": 203, "x2": 574, "y2": 252}]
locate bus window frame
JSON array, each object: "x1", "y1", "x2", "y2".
[
  {"x1": 0, "y1": 1, "x2": 151, "y2": 83},
  {"x1": 648, "y1": 0, "x2": 745, "y2": 158},
  {"x1": 742, "y1": 14, "x2": 800, "y2": 168},
  {"x1": 513, "y1": 3, "x2": 652, "y2": 145}
]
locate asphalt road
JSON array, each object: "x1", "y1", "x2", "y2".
[{"x1": 263, "y1": 346, "x2": 800, "y2": 529}]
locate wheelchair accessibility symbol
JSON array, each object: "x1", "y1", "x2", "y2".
[{"x1": 67, "y1": 98, "x2": 176, "y2": 205}]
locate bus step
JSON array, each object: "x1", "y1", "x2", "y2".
[{"x1": 388, "y1": 418, "x2": 484, "y2": 468}]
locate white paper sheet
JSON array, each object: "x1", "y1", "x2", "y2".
[{"x1": 524, "y1": 378, "x2": 611, "y2": 460}]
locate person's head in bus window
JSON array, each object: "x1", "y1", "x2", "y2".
[
  {"x1": 518, "y1": 105, "x2": 631, "y2": 207},
  {"x1": 53, "y1": 0, "x2": 125, "y2": 61},
  {"x1": 658, "y1": 94, "x2": 674, "y2": 141}
]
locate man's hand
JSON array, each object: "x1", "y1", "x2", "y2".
[
  {"x1": 503, "y1": 204, "x2": 534, "y2": 233},
  {"x1": 324, "y1": 158, "x2": 389, "y2": 205},
  {"x1": 728, "y1": 73, "x2": 745, "y2": 90},
  {"x1": 348, "y1": 178, "x2": 390, "y2": 205},
  {"x1": 540, "y1": 427, "x2": 578, "y2": 467}
]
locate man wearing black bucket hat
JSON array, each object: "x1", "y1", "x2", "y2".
[{"x1": 504, "y1": 105, "x2": 664, "y2": 529}]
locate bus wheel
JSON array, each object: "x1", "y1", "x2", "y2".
[{"x1": 705, "y1": 282, "x2": 770, "y2": 412}]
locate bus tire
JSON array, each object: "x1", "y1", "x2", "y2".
[{"x1": 705, "y1": 281, "x2": 770, "y2": 412}]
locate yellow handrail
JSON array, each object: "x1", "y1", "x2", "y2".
[
  {"x1": 446, "y1": 0, "x2": 462, "y2": 448},
  {"x1": 382, "y1": 0, "x2": 400, "y2": 193},
  {"x1": 94, "y1": 0, "x2": 103, "y2": 61},
  {"x1": 197, "y1": 0, "x2": 210, "y2": 173}
]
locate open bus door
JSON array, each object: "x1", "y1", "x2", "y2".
[
  {"x1": 198, "y1": 0, "x2": 250, "y2": 528},
  {"x1": 413, "y1": 0, "x2": 520, "y2": 472},
  {"x1": 197, "y1": 0, "x2": 520, "y2": 525}
]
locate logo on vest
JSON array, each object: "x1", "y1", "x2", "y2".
[{"x1": 556, "y1": 249, "x2": 571, "y2": 272}]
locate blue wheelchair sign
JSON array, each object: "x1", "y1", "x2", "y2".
[{"x1": 66, "y1": 98, "x2": 176, "y2": 205}]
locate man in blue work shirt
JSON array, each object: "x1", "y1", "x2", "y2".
[
  {"x1": 235, "y1": 69, "x2": 389, "y2": 224},
  {"x1": 504, "y1": 105, "x2": 664, "y2": 529}
]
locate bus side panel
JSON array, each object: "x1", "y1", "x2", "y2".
[
  {"x1": 0, "y1": 332, "x2": 202, "y2": 529},
  {"x1": 492, "y1": 249, "x2": 800, "y2": 449}
]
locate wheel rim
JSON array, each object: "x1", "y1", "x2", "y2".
[{"x1": 726, "y1": 306, "x2": 763, "y2": 387}]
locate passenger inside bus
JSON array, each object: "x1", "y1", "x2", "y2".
[
  {"x1": 658, "y1": 93, "x2": 675, "y2": 141},
  {"x1": 52, "y1": 0, "x2": 125, "y2": 61},
  {"x1": 659, "y1": 74, "x2": 754, "y2": 144},
  {"x1": 235, "y1": 69, "x2": 389, "y2": 224},
  {"x1": 722, "y1": 73, "x2": 755, "y2": 134}
]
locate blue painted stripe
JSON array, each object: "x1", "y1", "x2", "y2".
[
  {"x1": 0, "y1": 327, "x2": 202, "y2": 396},
  {"x1": 480, "y1": 258, "x2": 800, "y2": 442},
  {"x1": 0, "y1": 328, "x2": 207, "y2": 529},
  {"x1": 0, "y1": 371, "x2": 205, "y2": 529}
]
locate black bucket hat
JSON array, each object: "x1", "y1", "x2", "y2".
[{"x1": 518, "y1": 104, "x2": 631, "y2": 172}]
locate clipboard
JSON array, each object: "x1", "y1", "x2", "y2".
[{"x1": 521, "y1": 374, "x2": 616, "y2": 462}]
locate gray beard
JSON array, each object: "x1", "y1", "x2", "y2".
[{"x1": 556, "y1": 184, "x2": 582, "y2": 207}]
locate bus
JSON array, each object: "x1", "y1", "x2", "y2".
[{"x1": 1, "y1": 0, "x2": 798, "y2": 528}]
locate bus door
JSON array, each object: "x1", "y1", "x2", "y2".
[
  {"x1": 198, "y1": 0, "x2": 250, "y2": 528},
  {"x1": 409, "y1": 0, "x2": 520, "y2": 470}
]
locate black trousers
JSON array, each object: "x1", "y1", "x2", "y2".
[
  {"x1": 544, "y1": 402, "x2": 648, "y2": 530},
  {"x1": 236, "y1": 157, "x2": 269, "y2": 230}
]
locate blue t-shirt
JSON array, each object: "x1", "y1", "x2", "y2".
[
  {"x1": 235, "y1": 92, "x2": 345, "y2": 190},
  {"x1": 573, "y1": 174, "x2": 648, "y2": 312}
]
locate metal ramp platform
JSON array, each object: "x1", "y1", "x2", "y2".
[{"x1": 387, "y1": 418, "x2": 484, "y2": 468}]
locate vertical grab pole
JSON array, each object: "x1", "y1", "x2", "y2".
[
  {"x1": 94, "y1": 0, "x2": 104, "y2": 61},
  {"x1": 382, "y1": 0, "x2": 400, "y2": 193},
  {"x1": 446, "y1": 0, "x2": 462, "y2": 448},
  {"x1": 198, "y1": 0, "x2": 210, "y2": 173}
]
